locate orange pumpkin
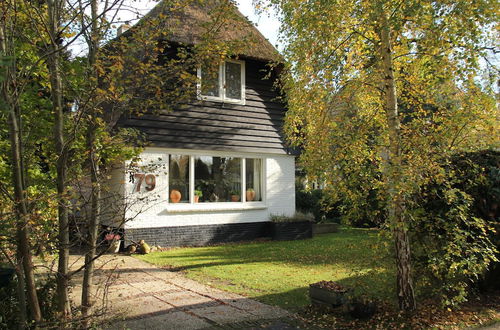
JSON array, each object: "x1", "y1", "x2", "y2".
[
  {"x1": 246, "y1": 190, "x2": 256, "y2": 201},
  {"x1": 170, "y1": 189, "x2": 181, "y2": 203}
]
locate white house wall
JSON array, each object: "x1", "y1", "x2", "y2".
[
  {"x1": 100, "y1": 163, "x2": 126, "y2": 228},
  {"x1": 121, "y1": 147, "x2": 295, "y2": 229}
]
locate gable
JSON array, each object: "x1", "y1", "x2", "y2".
[{"x1": 127, "y1": 0, "x2": 280, "y2": 62}]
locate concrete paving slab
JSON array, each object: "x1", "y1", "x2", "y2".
[
  {"x1": 128, "y1": 279, "x2": 180, "y2": 294},
  {"x1": 191, "y1": 304, "x2": 258, "y2": 324},
  {"x1": 110, "y1": 311, "x2": 212, "y2": 330},
  {"x1": 106, "y1": 283, "x2": 146, "y2": 300},
  {"x1": 111, "y1": 295, "x2": 176, "y2": 318},
  {"x1": 155, "y1": 291, "x2": 214, "y2": 308},
  {"x1": 68, "y1": 254, "x2": 291, "y2": 329}
]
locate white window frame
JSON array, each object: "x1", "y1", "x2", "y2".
[
  {"x1": 165, "y1": 150, "x2": 266, "y2": 212},
  {"x1": 197, "y1": 60, "x2": 246, "y2": 105}
]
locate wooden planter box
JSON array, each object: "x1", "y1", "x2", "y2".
[
  {"x1": 309, "y1": 285, "x2": 349, "y2": 307},
  {"x1": 271, "y1": 221, "x2": 312, "y2": 241},
  {"x1": 313, "y1": 223, "x2": 339, "y2": 235}
]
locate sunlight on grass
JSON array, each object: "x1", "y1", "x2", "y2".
[{"x1": 137, "y1": 228, "x2": 395, "y2": 310}]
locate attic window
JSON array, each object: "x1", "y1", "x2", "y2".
[{"x1": 198, "y1": 60, "x2": 245, "y2": 104}]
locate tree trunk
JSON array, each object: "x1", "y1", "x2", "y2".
[
  {"x1": 81, "y1": 126, "x2": 101, "y2": 319},
  {"x1": 15, "y1": 257, "x2": 28, "y2": 330},
  {"x1": 81, "y1": 0, "x2": 101, "y2": 321},
  {"x1": 0, "y1": 16, "x2": 42, "y2": 324},
  {"x1": 47, "y1": 0, "x2": 71, "y2": 316},
  {"x1": 378, "y1": 10, "x2": 416, "y2": 311}
]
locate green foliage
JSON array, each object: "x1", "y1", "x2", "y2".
[
  {"x1": 0, "y1": 281, "x2": 19, "y2": 329},
  {"x1": 448, "y1": 151, "x2": 500, "y2": 222},
  {"x1": 295, "y1": 186, "x2": 341, "y2": 223},
  {"x1": 410, "y1": 150, "x2": 499, "y2": 306},
  {"x1": 270, "y1": 211, "x2": 315, "y2": 223},
  {"x1": 265, "y1": 0, "x2": 498, "y2": 309},
  {"x1": 0, "y1": 275, "x2": 59, "y2": 329}
]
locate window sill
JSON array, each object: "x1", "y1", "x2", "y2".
[
  {"x1": 165, "y1": 202, "x2": 267, "y2": 213},
  {"x1": 198, "y1": 95, "x2": 246, "y2": 105}
]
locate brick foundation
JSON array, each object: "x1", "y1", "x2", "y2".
[{"x1": 124, "y1": 221, "x2": 272, "y2": 247}]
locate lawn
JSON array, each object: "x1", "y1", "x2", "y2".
[{"x1": 137, "y1": 228, "x2": 396, "y2": 310}]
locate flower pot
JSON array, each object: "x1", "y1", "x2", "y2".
[
  {"x1": 231, "y1": 194, "x2": 240, "y2": 202},
  {"x1": 246, "y1": 190, "x2": 255, "y2": 201},
  {"x1": 109, "y1": 240, "x2": 121, "y2": 253},
  {"x1": 194, "y1": 195, "x2": 199, "y2": 203},
  {"x1": 170, "y1": 189, "x2": 181, "y2": 203}
]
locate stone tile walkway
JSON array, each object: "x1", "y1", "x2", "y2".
[{"x1": 69, "y1": 254, "x2": 291, "y2": 329}]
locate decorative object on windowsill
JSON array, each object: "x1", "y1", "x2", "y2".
[
  {"x1": 246, "y1": 188, "x2": 255, "y2": 201},
  {"x1": 194, "y1": 189, "x2": 203, "y2": 203},
  {"x1": 209, "y1": 192, "x2": 219, "y2": 202},
  {"x1": 170, "y1": 189, "x2": 181, "y2": 203},
  {"x1": 269, "y1": 212, "x2": 314, "y2": 241},
  {"x1": 230, "y1": 191, "x2": 240, "y2": 202},
  {"x1": 138, "y1": 240, "x2": 151, "y2": 254},
  {"x1": 105, "y1": 233, "x2": 121, "y2": 253},
  {"x1": 309, "y1": 280, "x2": 350, "y2": 308}
]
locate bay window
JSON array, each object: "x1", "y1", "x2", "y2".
[{"x1": 168, "y1": 155, "x2": 263, "y2": 204}]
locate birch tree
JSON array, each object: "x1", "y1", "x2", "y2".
[{"x1": 267, "y1": 0, "x2": 499, "y2": 310}]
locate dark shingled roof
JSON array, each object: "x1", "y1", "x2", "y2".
[{"x1": 126, "y1": 0, "x2": 281, "y2": 62}]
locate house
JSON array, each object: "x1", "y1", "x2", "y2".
[{"x1": 103, "y1": 0, "x2": 296, "y2": 247}]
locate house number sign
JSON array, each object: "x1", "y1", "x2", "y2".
[{"x1": 134, "y1": 173, "x2": 156, "y2": 192}]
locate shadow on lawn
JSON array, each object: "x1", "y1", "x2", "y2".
[
  {"x1": 250, "y1": 270, "x2": 396, "y2": 310},
  {"x1": 149, "y1": 230, "x2": 389, "y2": 270}
]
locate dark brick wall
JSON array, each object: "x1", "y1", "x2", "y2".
[
  {"x1": 271, "y1": 221, "x2": 313, "y2": 241},
  {"x1": 124, "y1": 221, "x2": 272, "y2": 247}
]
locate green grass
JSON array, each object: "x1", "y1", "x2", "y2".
[{"x1": 137, "y1": 228, "x2": 395, "y2": 310}]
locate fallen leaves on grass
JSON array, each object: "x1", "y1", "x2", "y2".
[{"x1": 297, "y1": 291, "x2": 500, "y2": 329}]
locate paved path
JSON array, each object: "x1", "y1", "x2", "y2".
[{"x1": 69, "y1": 254, "x2": 290, "y2": 329}]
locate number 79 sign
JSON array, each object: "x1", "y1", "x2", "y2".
[{"x1": 134, "y1": 173, "x2": 156, "y2": 192}]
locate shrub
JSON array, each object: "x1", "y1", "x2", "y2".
[
  {"x1": 410, "y1": 150, "x2": 499, "y2": 306},
  {"x1": 295, "y1": 187, "x2": 341, "y2": 223},
  {"x1": 0, "y1": 280, "x2": 19, "y2": 329},
  {"x1": 270, "y1": 211, "x2": 315, "y2": 223}
]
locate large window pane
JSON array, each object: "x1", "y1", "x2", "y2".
[
  {"x1": 225, "y1": 62, "x2": 241, "y2": 100},
  {"x1": 194, "y1": 156, "x2": 241, "y2": 202},
  {"x1": 169, "y1": 155, "x2": 189, "y2": 203},
  {"x1": 201, "y1": 64, "x2": 220, "y2": 97},
  {"x1": 245, "y1": 158, "x2": 262, "y2": 202}
]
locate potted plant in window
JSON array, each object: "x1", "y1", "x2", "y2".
[
  {"x1": 230, "y1": 190, "x2": 240, "y2": 202},
  {"x1": 246, "y1": 188, "x2": 255, "y2": 201},
  {"x1": 269, "y1": 212, "x2": 314, "y2": 241},
  {"x1": 194, "y1": 189, "x2": 203, "y2": 203}
]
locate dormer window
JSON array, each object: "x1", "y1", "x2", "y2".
[{"x1": 198, "y1": 60, "x2": 245, "y2": 104}]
